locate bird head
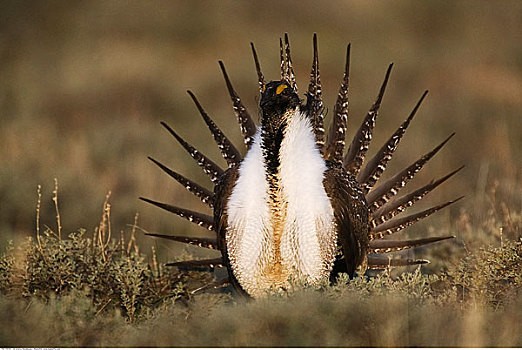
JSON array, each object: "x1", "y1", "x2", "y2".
[{"x1": 260, "y1": 81, "x2": 300, "y2": 122}]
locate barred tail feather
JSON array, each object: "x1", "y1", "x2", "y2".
[
  {"x1": 190, "y1": 277, "x2": 231, "y2": 295},
  {"x1": 371, "y1": 166, "x2": 464, "y2": 228},
  {"x1": 280, "y1": 37, "x2": 288, "y2": 82},
  {"x1": 343, "y1": 63, "x2": 393, "y2": 176},
  {"x1": 366, "y1": 133, "x2": 456, "y2": 212},
  {"x1": 284, "y1": 33, "x2": 298, "y2": 92},
  {"x1": 369, "y1": 235, "x2": 455, "y2": 254},
  {"x1": 187, "y1": 90, "x2": 242, "y2": 166},
  {"x1": 160, "y1": 121, "x2": 224, "y2": 183},
  {"x1": 139, "y1": 197, "x2": 215, "y2": 231},
  {"x1": 367, "y1": 255, "x2": 430, "y2": 269},
  {"x1": 357, "y1": 90, "x2": 428, "y2": 193},
  {"x1": 218, "y1": 61, "x2": 257, "y2": 147},
  {"x1": 370, "y1": 196, "x2": 464, "y2": 240},
  {"x1": 250, "y1": 42, "x2": 265, "y2": 94},
  {"x1": 166, "y1": 257, "x2": 224, "y2": 270},
  {"x1": 147, "y1": 156, "x2": 214, "y2": 207},
  {"x1": 306, "y1": 33, "x2": 325, "y2": 150},
  {"x1": 145, "y1": 233, "x2": 218, "y2": 250},
  {"x1": 324, "y1": 43, "x2": 351, "y2": 164}
]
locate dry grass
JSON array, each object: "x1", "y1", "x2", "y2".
[
  {"x1": 0, "y1": 230, "x2": 520, "y2": 347},
  {"x1": 0, "y1": 187, "x2": 520, "y2": 347}
]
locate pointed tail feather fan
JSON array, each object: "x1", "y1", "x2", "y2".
[{"x1": 141, "y1": 34, "x2": 462, "y2": 297}]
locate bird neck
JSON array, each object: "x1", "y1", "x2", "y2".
[
  {"x1": 260, "y1": 125, "x2": 285, "y2": 177},
  {"x1": 260, "y1": 107, "x2": 299, "y2": 177}
]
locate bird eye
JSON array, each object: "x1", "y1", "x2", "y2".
[{"x1": 276, "y1": 84, "x2": 288, "y2": 95}]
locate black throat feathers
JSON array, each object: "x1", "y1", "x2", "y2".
[{"x1": 259, "y1": 81, "x2": 301, "y2": 179}]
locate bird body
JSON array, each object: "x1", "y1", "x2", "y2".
[
  {"x1": 222, "y1": 106, "x2": 340, "y2": 297},
  {"x1": 141, "y1": 34, "x2": 461, "y2": 298}
]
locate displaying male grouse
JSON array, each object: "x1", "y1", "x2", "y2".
[{"x1": 141, "y1": 34, "x2": 463, "y2": 298}]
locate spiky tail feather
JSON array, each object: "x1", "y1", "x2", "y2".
[
  {"x1": 145, "y1": 233, "x2": 218, "y2": 250},
  {"x1": 166, "y1": 257, "x2": 223, "y2": 270},
  {"x1": 147, "y1": 157, "x2": 214, "y2": 208},
  {"x1": 283, "y1": 33, "x2": 298, "y2": 92},
  {"x1": 366, "y1": 133, "x2": 456, "y2": 212},
  {"x1": 187, "y1": 90, "x2": 242, "y2": 167},
  {"x1": 369, "y1": 235, "x2": 455, "y2": 254},
  {"x1": 370, "y1": 196, "x2": 464, "y2": 240},
  {"x1": 371, "y1": 166, "x2": 464, "y2": 228},
  {"x1": 324, "y1": 43, "x2": 350, "y2": 164},
  {"x1": 160, "y1": 121, "x2": 224, "y2": 183},
  {"x1": 367, "y1": 255, "x2": 430, "y2": 269},
  {"x1": 250, "y1": 42, "x2": 265, "y2": 94},
  {"x1": 306, "y1": 33, "x2": 325, "y2": 151},
  {"x1": 139, "y1": 197, "x2": 214, "y2": 231},
  {"x1": 190, "y1": 277, "x2": 231, "y2": 295},
  {"x1": 218, "y1": 61, "x2": 257, "y2": 147},
  {"x1": 357, "y1": 90, "x2": 428, "y2": 194},
  {"x1": 343, "y1": 63, "x2": 393, "y2": 176}
]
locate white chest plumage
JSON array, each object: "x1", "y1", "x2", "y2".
[{"x1": 226, "y1": 109, "x2": 337, "y2": 297}]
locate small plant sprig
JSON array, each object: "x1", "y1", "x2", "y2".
[{"x1": 1, "y1": 182, "x2": 192, "y2": 321}]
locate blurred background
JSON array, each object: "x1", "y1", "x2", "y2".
[{"x1": 1, "y1": 1, "x2": 520, "y2": 264}]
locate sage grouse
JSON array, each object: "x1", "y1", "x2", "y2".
[{"x1": 141, "y1": 34, "x2": 463, "y2": 298}]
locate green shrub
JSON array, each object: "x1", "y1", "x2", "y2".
[
  {"x1": 0, "y1": 241, "x2": 14, "y2": 295},
  {"x1": 0, "y1": 186, "x2": 520, "y2": 346},
  {"x1": 0, "y1": 227, "x2": 193, "y2": 321},
  {"x1": 444, "y1": 238, "x2": 521, "y2": 306}
]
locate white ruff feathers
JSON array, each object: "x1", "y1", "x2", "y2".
[{"x1": 226, "y1": 109, "x2": 336, "y2": 297}]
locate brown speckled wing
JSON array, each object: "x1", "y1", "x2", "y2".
[
  {"x1": 212, "y1": 166, "x2": 250, "y2": 297},
  {"x1": 322, "y1": 162, "x2": 370, "y2": 279}
]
